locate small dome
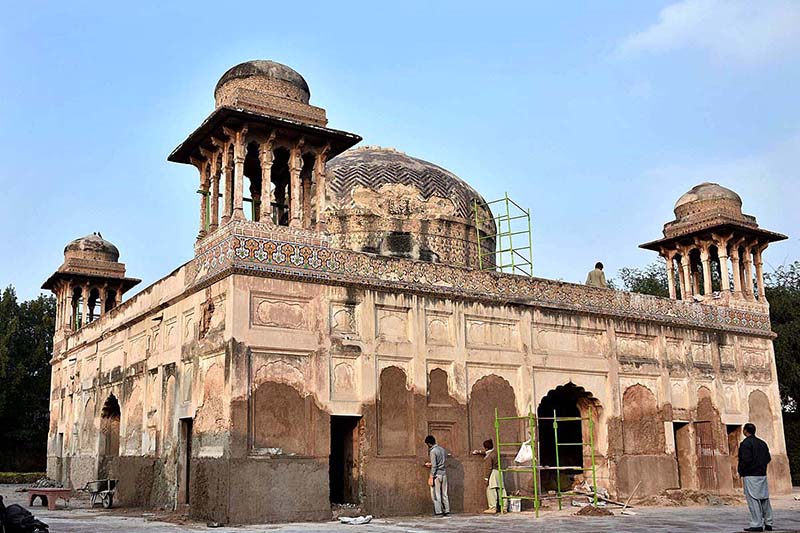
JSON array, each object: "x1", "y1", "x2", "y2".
[
  {"x1": 64, "y1": 232, "x2": 120, "y2": 262},
  {"x1": 327, "y1": 146, "x2": 490, "y2": 221},
  {"x1": 674, "y1": 182, "x2": 743, "y2": 220},
  {"x1": 214, "y1": 60, "x2": 310, "y2": 104}
]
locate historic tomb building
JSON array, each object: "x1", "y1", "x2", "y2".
[{"x1": 44, "y1": 60, "x2": 791, "y2": 523}]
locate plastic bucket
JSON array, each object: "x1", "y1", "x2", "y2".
[{"x1": 508, "y1": 498, "x2": 522, "y2": 512}]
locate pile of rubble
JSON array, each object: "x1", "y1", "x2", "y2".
[{"x1": 31, "y1": 478, "x2": 63, "y2": 489}]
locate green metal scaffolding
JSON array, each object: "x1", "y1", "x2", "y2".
[
  {"x1": 493, "y1": 408, "x2": 598, "y2": 517},
  {"x1": 473, "y1": 193, "x2": 533, "y2": 277}
]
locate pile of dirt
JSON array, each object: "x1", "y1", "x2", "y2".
[
  {"x1": 575, "y1": 505, "x2": 613, "y2": 516},
  {"x1": 635, "y1": 489, "x2": 742, "y2": 507}
]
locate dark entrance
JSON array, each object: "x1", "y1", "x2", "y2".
[
  {"x1": 727, "y1": 424, "x2": 742, "y2": 489},
  {"x1": 330, "y1": 415, "x2": 361, "y2": 504},
  {"x1": 99, "y1": 394, "x2": 121, "y2": 479},
  {"x1": 537, "y1": 383, "x2": 595, "y2": 490},
  {"x1": 178, "y1": 418, "x2": 193, "y2": 505}
]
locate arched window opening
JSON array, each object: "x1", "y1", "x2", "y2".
[
  {"x1": 243, "y1": 141, "x2": 261, "y2": 221},
  {"x1": 272, "y1": 148, "x2": 291, "y2": 226},
  {"x1": 99, "y1": 393, "x2": 121, "y2": 478},
  {"x1": 104, "y1": 290, "x2": 117, "y2": 313},
  {"x1": 88, "y1": 287, "x2": 101, "y2": 323},
  {"x1": 72, "y1": 286, "x2": 83, "y2": 329}
]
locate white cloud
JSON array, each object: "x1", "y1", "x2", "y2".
[{"x1": 617, "y1": 0, "x2": 800, "y2": 65}]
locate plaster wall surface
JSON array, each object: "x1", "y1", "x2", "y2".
[{"x1": 46, "y1": 242, "x2": 791, "y2": 522}]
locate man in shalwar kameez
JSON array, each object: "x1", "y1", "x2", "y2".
[{"x1": 738, "y1": 423, "x2": 773, "y2": 532}]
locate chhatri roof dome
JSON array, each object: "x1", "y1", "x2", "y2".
[
  {"x1": 214, "y1": 60, "x2": 311, "y2": 105},
  {"x1": 327, "y1": 146, "x2": 491, "y2": 221},
  {"x1": 64, "y1": 232, "x2": 120, "y2": 263},
  {"x1": 674, "y1": 182, "x2": 743, "y2": 220}
]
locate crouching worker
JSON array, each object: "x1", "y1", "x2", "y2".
[{"x1": 473, "y1": 439, "x2": 506, "y2": 513}]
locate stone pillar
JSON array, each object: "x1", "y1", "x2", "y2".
[
  {"x1": 661, "y1": 248, "x2": 678, "y2": 299},
  {"x1": 81, "y1": 284, "x2": 90, "y2": 328},
  {"x1": 713, "y1": 234, "x2": 731, "y2": 294},
  {"x1": 192, "y1": 156, "x2": 209, "y2": 239},
  {"x1": 680, "y1": 251, "x2": 693, "y2": 298},
  {"x1": 259, "y1": 133, "x2": 276, "y2": 224},
  {"x1": 301, "y1": 164, "x2": 312, "y2": 229},
  {"x1": 100, "y1": 283, "x2": 108, "y2": 316},
  {"x1": 698, "y1": 243, "x2": 712, "y2": 296},
  {"x1": 224, "y1": 126, "x2": 248, "y2": 220},
  {"x1": 315, "y1": 145, "x2": 330, "y2": 229},
  {"x1": 117, "y1": 284, "x2": 124, "y2": 305},
  {"x1": 730, "y1": 244, "x2": 743, "y2": 298},
  {"x1": 743, "y1": 244, "x2": 755, "y2": 300},
  {"x1": 289, "y1": 139, "x2": 304, "y2": 228},
  {"x1": 203, "y1": 148, "x2": 220, "y2": 232},
  {"x1": 754, "y1": 245, "x2": 767, "y2": 300},
  {"x1": 220, "y1": 142, "x2": 233, "y2": 225}
]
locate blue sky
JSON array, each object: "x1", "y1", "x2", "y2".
[{"x1": 1, "y1": 0, "x2": 798, "y2": 301}]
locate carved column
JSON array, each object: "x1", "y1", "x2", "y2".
[
  {"x1": 713, "y1": 233, "x2": 731, "y2": 294},
  {"x1": 661, "y1": 247, "x2": 678, "y2": 299},
  {"x1": 100, "y1": 282, "x2": 108, "y2": 317},
  {"x1": 289, "y1": 139, "x2": 305, "y2": 228},
  {"x1": 697, "y1": 240, "x2": 712, "y2": 296},
  {"x1": 742, "y1": 243, "x2": 755, "y2": 300},
  {"x1": 220, "y1": 142, "x2": 233, "y2": 225},
  {"x1": 81, "y1": 284, "x2": 90, "y2": 328},
  {"x1": 315, "y1": 144, "x2": 330, "y2": 229},
  {"x1": 192, "y1": 156, "x2": 209, "y2": 239},
  {"x1": 754, "y1": 244, "x2": 767, "y2": 300},
  {"x1": 202, "y1": 148, "x2": 220, "y2": 232},
  {"x1": 259, "y1": 133, "x2": 276, "y2": 224},
  {"x1": 224, "y1": 126, "x2": 248, "y2": 220},
  {"x1": 680, "y1": 249, "x2": 693, "y2": 298},
  {"x1": 730, "y1": 243, "x2": 743, "y2": 298}
]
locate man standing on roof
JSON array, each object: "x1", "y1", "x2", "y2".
[{"x1": 585, "y1": 262, "x2": 607, "y2": 288}]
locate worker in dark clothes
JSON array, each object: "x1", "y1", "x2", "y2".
[{"x1": 738, "y1": 423, "x2": 773, "y2": 532}]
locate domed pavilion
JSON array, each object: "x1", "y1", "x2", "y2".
[{"x1": 641, "y1": 182, "x2": 786, "y2": 303}]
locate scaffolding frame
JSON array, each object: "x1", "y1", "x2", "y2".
[
  {"x1": 493, "y1": 409, "x2": 598, "y2": 517},
  {"x1": 473, "y1": 194, "x2": 533, "y2": 277}
]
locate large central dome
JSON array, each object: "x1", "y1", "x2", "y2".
[
  {"x1": 327, "y1": 147, "x2": 489, "y2": 220},
  {"x1": 325, "y1": 147, "x2": 495, "y2": 268}
]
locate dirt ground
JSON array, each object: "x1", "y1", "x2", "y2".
[{"x1": 2, "y1": 484, "x2": 800, "y2": 532}]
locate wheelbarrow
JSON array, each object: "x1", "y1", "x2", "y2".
[{"x1": 78, "y1": 479, "x2": 118, "y2": 509}]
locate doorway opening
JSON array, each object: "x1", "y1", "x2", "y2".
[
  {"x1": 695, "y1": 421, "x2": 717, "y2": 491},
  {"x1": 673, "y1": 422, "x2": 691, "y2": 488},
  {"x1": 178, "y1": 418, "x2": 193, "y2": 505},
  {"x1": 536, "y1": 383, "x2": 601, "y2": 490},
  {"x1": 330, "y1": 415, "x2": 361, "y2": 504},
  {"x1": 727, "y1": 424, "x2": 742, "y2": 489},
  {"x1": 99, "y1": 394, "x2": 121, "y2": 478}
]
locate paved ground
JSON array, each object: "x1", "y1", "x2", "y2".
[{"x1": 3, "y1": 485, "x2": 800, "y2": 532}]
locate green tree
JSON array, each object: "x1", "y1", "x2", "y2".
[
  {"x1": 615, "y1": 259, "x2": 670, "y2": 297},
  {"x1": 0, "y1": 286, "x2": 55, "y2": 471},
  {"x1": 764, "y1": 262, "x2": 800, "y2": 410}
]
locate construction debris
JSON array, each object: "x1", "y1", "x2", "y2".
[{"x1": 338, "y1": 515, "x2": 373, "y2": 525}]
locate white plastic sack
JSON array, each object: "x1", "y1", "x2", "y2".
[
  {"x1": 339, "y1": 515, "x2": 373, "y2": 525},
  {"x1": 514, "y1": 439, "x2": 532, "y2": 464}
]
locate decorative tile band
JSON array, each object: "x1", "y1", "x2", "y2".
[{"x1": 187, "y1": 229, "x2": 773, "y2": 337}]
